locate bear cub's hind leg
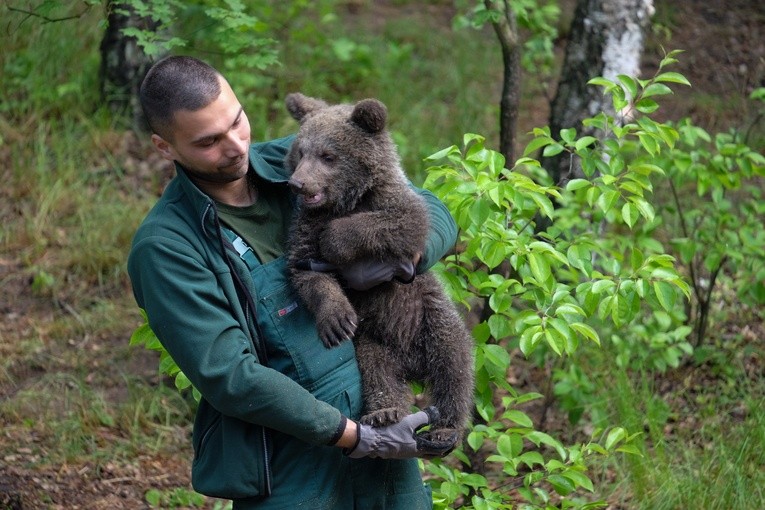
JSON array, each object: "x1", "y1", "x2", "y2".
[
  {"x1": 354, "y1": 336, "x2": 412, "y2": 427},
  {"x1": 416, "y1": 301, "x2": 475, "y2": 444}
]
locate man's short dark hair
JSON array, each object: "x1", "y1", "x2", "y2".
[{"x1": 139, "y1": 56, "x2": 222, "y2": 140}]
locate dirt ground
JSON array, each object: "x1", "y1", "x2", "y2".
[{"x1": 1, "y1": 0, "x2": 763, "y2": 508}]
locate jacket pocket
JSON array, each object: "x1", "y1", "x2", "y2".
[{"x1": 191, "y1": 400, "x2": 270, "y2": 499}]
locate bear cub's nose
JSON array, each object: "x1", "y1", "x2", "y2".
[{"x1": 288, "y1": 178, "x2": 304, "y2": 192}]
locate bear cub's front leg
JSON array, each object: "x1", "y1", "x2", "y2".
[{"x1": 291, "y1": 270, "x2": 358, "y2": 348}]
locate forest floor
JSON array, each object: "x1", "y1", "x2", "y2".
[{"x1": 1, "y1": 0, "x2": 763, "y2": 509}]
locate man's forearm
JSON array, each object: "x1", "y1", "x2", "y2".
[{"x1": 335, "y1": 417, "x2": 359, "y2": 449}]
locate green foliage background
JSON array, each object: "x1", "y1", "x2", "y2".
[{"x1": 1, "y1": 1, "x2": 764, "y2": 509}]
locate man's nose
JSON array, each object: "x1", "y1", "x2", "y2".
[{"x1": 222, "y1": 131, "x2": 247, "y2": 156}]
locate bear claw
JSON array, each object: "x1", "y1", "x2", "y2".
[{"x1": 360, "y1": 407, "x2": 406, "y2": 427}]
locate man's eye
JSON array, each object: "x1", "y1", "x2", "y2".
[{"x1": 198, "y1": 139, "x2": 216, "y2": 148}]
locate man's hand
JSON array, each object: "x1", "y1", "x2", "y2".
[
  {"x1": 344, "y1": 407, "x2": 457, "y2": 459},
  {"x1": 296, "y1": 256, "x2": 419, "y2": 291}
]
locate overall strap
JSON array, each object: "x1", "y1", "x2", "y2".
[
  {"x1": 216, "y1": 224, "x2": 269, "y2": 366},
  {"x1": 221, "y1": 227, "x2": 262, "y2": 272}
]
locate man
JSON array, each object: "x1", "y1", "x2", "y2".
[{"x1": 128, "y1": 56, "x2": 459, "y2": 509}]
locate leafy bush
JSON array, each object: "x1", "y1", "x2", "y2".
[{"x1": 419, "y1": 53, "x2": 695, "y2": 509}]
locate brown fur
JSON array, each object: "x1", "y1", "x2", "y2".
[{"x1": 285, "y1": 93, "x2": 474, "y2": 441}]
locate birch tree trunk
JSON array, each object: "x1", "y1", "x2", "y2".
[
  {"x1": 544, "y1": 0, "x2": 654, "y2": 184},
  {"x1": 99, "y1": 1, "x2": 157, "y2": 130}
]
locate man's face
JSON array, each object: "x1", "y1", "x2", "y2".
[{"x1": 152, "y1": 76, "x2": 252, "y2": 186}]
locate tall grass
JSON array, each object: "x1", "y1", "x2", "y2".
[{"x1": 581, "y1": 334, "x2": 765, "y2": 510}]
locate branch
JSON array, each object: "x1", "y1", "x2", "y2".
[
  {"x1": 696, "y1": 254, "x2": 727, "y2": 347},
  {"x1": 484, "y1": 0, "x2": 520, "y2": 50},
  {"x1": 668, "y1": 178, "x2": 703, "y2": 304},
  {"x1": 6, "y1": 3, "x2": 93, "y2": 24}
]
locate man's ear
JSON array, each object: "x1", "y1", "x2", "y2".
[{"x1": 151, "y1": 133, "x2": 175, "y2": 161}]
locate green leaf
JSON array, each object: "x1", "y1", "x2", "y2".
[
  {"x1": 488, "y1": 313, "x2": 513, "y2": 341},
  {"x1": 596, "y1": 190, "x2": 620, "y2": 213},
  {"x1": 523, "y1": 136, "x2": 554, "y2": 156},
  {"x1": 519, "y1": 326, "x2": 544, "y2": 356},
  {"x1": 497, "y1": 433, "x2": 523, "y2": 459},
  {"x1": 467, "y1": 431, "x2": 484, "y2": 451},
  {"x1": 548, "y1": 474, "x2": 576, "y2": 496},
  {"x1": 617, "y1": 74, "x2": 638, "y2": 99},
  {"x1": 591, "y1": 279, "x2": 616, "y2": 295},
  {"x1": 567, "y1": 245, "x2": 592, "y2": 276},
  {"x1": 605, "y1": 427, "x2": 627, "y2": 450},
  {"x1": 563, "y1": 470, "x2": 595, "y2": 492},
  {"x1": 616, "y1": 444, "x2": 644, "y2": 456},
  {"x1": 622, "y1": 202, "x2": 639, "y2": 228},
  {"x1": 526, "y1": 431, "x2": 567, "y2": 459},
  {"x1": 638, "y1": 133, "x2": 659, "y2": 155},
  {"x1": 175, "y1": 371, "x2": 192, "y2": 391},
  {"x1": 129, "y1": 322, "x2": 153, "y2": 347},
  {"x1": 633, "y1": 198, "x2": 656, "y2": 222},
  {"x1": 483, "y1": 343, "x2": 511, "y2": 369},
  {"x1": 504, "y1": 410, "x2": 534, "y2": 428},
  {"x1": 630, "y1": 247, "x2": 645, "y2": 271},
  {"x1": 635, "y1": 98, "x2": 659, "y2": 114},
  {"x1": 655, "y1": 71, "x2": 691, "y2": 86},
  {"x1": 630, "y1": 163, "x2": 666, "y2": 176},
  {"x1": 528, "y1": 192, "x2": 555, "y2": 219},
  {"x1": 653, "y1": 281, "x2": 677, "y2": 311},
  {"x1": 555, "y1": 303, "x2": 585, "y2": 318},
  {"x1": 528, "y1": 252, "x2": 552, "y2": 284},
  {"x1": 642, "y1": 83, "x2": 673, "y2": 98},
  {"x1": 425, "y1": 144, "x2": 460, "y2": 162},
  {"x1": 566, "y1": 178, "x2": 590, "y2": 191},
  {"x1": 560, "y1": 128, "x2": 577, "y2": 144},
  {"x1": 575, "y1": 136, "x2": 598, "y2": 151},
  {"x1": 570, "y1": 322, "x2": 600, "y2": 346},
  {"x1": 518, "y1": 451, "x2": 545, "y2": 468},
  {"x1": 587, "y1": 77, "x2": 616, "y2": 89},
  {"x1": 542, "y1": 143, "x2": 565, "y2": 157},
  {"x1": 544, "y1": 328, "x2": 565, "y2": 356}
]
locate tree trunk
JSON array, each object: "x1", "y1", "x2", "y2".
[
  {"x1": 99, "y1": 1, "x2": 158, "y2": 131},
  {"x1": 486, "y1": 0, "x2": 522, "y2": 164},
  {"x1": 544, "y1": 0, "x2": 654, "y2": 184}
]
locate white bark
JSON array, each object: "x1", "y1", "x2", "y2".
[{"x1": 544, "y1": 0, "x2": 654, "y2": 182}]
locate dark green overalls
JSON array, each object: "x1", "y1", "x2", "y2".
[{"x1": 225, "y1": 230, "x2": 432, "y2": 509}]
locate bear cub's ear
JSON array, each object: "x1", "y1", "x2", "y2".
[
  {"x1": 351, "y1": 99, "x2": 387, "y2": 134},
  {"x1": 285, "y1": 93, "x2": 329, "y2": 122}
]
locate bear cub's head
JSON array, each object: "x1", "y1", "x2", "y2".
[{"x1": 284, "y1": 92, "x2": 403, "y2": 215}]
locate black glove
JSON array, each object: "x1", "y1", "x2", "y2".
[
  {"x1": 345, "y1": 407, "x2": 457, "y2": 459},
  {"x1": 296, "y1": 258, "x2": 416, "y2": 291}
]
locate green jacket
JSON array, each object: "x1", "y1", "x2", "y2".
[{"x1": 128, "y1": 135, "x2": 457, "y2": 503}]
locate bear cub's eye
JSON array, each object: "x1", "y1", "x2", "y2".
[{"x1": 320, "y1": 152, "x2": 336, "y2": 163}]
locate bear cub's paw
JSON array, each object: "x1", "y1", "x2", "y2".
[
  {"x1": 415, "y1": 428, "x2": 460, "y2": 458},
  {"x1": 315, "y1": 299, "x2": 358, "y2": 348},
  {"x1": 360, "y1": 407, "x2": 408, "y2": 427},
  {"x1": 421, "y1": 427, "x2": 460, "y2": 443}
]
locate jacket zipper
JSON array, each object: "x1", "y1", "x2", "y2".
[
  {"x1": 207, "y1": 202, "x2": 273, "y2": 497},
  {"x1": 262, "y1": 428, "x2": 272, "y2": 496},
  {"x1": 243, "y1": 302, "x2": 272, "y2": 497}
]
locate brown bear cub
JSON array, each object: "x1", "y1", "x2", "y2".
[{"x1": 284, "y1": 93, "x2": 474, "y2": 447}]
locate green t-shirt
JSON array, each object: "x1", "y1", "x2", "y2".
[{"x1": 216, "y1": 181, "x2": 293, "y2": 264}]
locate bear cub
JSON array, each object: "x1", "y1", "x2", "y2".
[{"x1": 284, "y1": 93, "x2": 474, "y2": 445}]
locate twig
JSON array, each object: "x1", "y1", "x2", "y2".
[
  {"x1": 6, "y1": 4, "x2": 93, "y2": 24},
  {"x1": 697, "y1": 255, "x2": 727, "y2": 347}
]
